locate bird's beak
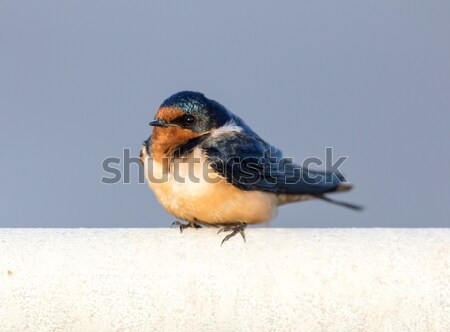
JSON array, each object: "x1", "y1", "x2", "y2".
[{"x1": 149, "y1": 119, "x2": 169, "y2": 127}]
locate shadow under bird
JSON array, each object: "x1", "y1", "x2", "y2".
[{"x1": 141, "y1": 91, "x2": 361, "y2": 244}]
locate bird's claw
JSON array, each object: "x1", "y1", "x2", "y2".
[
  {"x1": 219, "y1": 223, "x2": 247, "y2": 246},
  {"x1": 171, "y1": 221, "x2": 202, "y2": 233}
]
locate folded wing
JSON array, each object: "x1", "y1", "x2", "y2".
[{"x1": 202, "y1": 131, "x2": 349, "y2": 195}]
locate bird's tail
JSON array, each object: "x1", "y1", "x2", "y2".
[
  {"x1": 276, "y1": 182, "x2": 363, "y2": 211},
  {"x1": 314, "y1": 194, "x2": 364, "y2": 211}
]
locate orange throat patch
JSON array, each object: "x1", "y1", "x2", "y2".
[{"x1": 151, "y1": 126, "x2": 205, "y2": 162}]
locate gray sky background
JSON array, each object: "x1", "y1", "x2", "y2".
[{"x1": 1, "y1": 1, "x2": 449, "y2": 228}]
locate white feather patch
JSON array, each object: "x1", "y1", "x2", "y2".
[{"x1": 210, "y1": 120, "x2": 243, "y2": 138}]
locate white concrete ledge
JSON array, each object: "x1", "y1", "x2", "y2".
[{"x1": 0, "y1": 228, "x2": 449, "y2": 331}]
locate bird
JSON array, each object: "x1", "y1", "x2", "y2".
[{"x1": 140, "y1": 91, "x2": 361, "y2": 244}]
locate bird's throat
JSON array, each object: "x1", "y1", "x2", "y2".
[{"x1": 151, "y1": 126, "x2": 206, "y2": 164}]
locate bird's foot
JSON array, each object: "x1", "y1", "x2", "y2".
[
  {"x1": 171, "y1": 221, "x2": 202, "y2": 233},
  {"x1": 218, "y1": 223, "x2": 247, "y2": 246}
]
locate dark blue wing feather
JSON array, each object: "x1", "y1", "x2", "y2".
[{"x1": 202, "y1": 131, "x2": 346, "y2": 195}]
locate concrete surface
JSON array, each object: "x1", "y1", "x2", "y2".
[{"x1": 0, "y1": 228, "x2": 449, "y2": 332}]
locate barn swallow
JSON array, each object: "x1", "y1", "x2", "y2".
[{"x1": 141, "y1": 91, "x2": 361, "y2": 244}]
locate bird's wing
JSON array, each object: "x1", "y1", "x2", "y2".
[{"x1": 202, "y1": 131, "x2": 348, "y2": 195}]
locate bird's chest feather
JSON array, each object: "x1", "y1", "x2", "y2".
[{"x1": 141, "y1": 146, "x2": 278, "y2": 224}]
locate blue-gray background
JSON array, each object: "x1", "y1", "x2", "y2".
[{"x1": 1, "y1": 1, "x2": 449, "y2": 227}]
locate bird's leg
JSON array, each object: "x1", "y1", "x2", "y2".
[
  {"x1": 171, "y1": 221, "x2": 202, "y2": 233},
  {"x1": 218, "y1": 223, "x2": 247, "y2": 246}
]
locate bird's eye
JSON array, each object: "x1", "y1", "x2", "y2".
[{"x1": 184, "y1": 115, "x2": 195, "y2": 126}]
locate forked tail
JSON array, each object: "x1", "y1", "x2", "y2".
[{"x1": 314, "y1": 194, "x2": 364, "y2": 211}]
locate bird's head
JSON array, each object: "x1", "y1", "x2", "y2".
[{"x1": 149, "y1": 91, "x2": 231, "y2": 151}]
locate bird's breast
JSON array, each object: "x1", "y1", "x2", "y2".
[{"x1": 141, "y1": 146, "x2": 278, "y2": 224}]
